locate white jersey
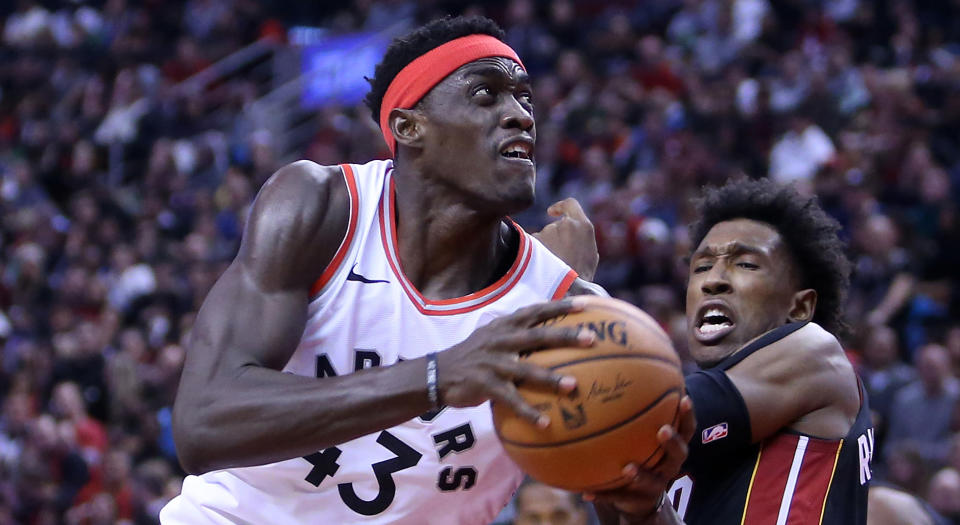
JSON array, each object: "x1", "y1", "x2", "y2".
[{"x1": 161, "y1": 159, "x2": 578, "y2": 525}]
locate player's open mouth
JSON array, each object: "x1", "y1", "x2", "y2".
[
  {"x1": 694, "y1": 304, "x2": 735, "y2": 343},
  {"x1": 499, "y1": 138, "x2": 534, "y2": 164}
]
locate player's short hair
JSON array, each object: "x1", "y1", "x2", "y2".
[
  {"x1": 689, "y1": 178, "x2": 851, "y2": 334},
  {"x1": 364, "y1": 16, "x2": 506, "y2": 123}
]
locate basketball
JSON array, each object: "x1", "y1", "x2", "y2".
[{"x1": 491, "y1": 296, "x2": 684, "y2": 493}]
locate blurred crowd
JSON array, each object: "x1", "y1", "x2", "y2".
[{"x1": 1, "y1": 0, "x2": 959, "y2": 523}]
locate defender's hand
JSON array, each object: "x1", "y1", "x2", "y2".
[
  {"x1": 534, "y1": 198, "x2": 598, "y2": 281},
  {"x1": 587, "y1": 396, "x2": 696, "y2": 521},
  {"x1": 437, "y1": 298, "x2": 595, "y2": 427}
]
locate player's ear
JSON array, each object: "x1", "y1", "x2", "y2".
[
  {"x1": 389, "y1": 108, "x2": 424, "y2": 150},
  {"x1": 787, "y1": 288, "x2": 817, "y2": 323}
]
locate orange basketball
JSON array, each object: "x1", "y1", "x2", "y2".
[{"x1": 492, "y1": 296, "x2": 684, "y2": 493}]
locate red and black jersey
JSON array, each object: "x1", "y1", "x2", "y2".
[{"x1": 668, "y1": 322, "x2": 873, "y2": 525}]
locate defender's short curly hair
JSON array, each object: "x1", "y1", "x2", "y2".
[
  {"x1": 688, "y1": 178, "x2": 851, "y2": 334},
  {"x1": 364, "y1": 16, "x2": 506, "y2": 125}
]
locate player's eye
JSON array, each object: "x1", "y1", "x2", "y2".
[
  {"x1": 472, "y1": 85, "x2": 493, "y2": 98},
  {"x1": 693, "y1": 264, "x2": 711, "y2": 273},
  {"x1": 519, "y1": 91, "x2": 533, "y2": 105},
  {"x1": 737, "y1": 262, "x2": 759, "y2": 270}
]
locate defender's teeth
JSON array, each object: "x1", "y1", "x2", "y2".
[{"x1": 700, "y1": 322, "x2": 731, "y2": 334}]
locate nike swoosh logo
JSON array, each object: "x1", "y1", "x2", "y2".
[{"x1": 346, "y1": 265, "x2": 389, "y2": 284}]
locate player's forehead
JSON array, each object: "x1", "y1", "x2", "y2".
[
  {"x1": 441, "y1": 56, "x2": 528, "y2": 87},
  {"x1": 693, "y1": 219, "x2": 784, "y2": 259},
  {"x1": 517, "y1": 483, "x2": 574, "y2": 510}
]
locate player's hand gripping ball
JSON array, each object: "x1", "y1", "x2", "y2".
[{"x1": 492, "y1": 296, "x2": 684, "y2": 492}]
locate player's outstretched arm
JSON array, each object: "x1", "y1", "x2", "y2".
[
  {"x1": 722, "y1": 322, "x2": 860, "y2": 443},
  {"x1": 173, "y1": 161, "x2": 595, "y2": 475}
]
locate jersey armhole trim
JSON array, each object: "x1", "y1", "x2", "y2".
[
  {"x1": 717, "y1": 321, "x2": 808, "y2": 371},
  {"x1": 310, "y1": 163, "x2": 360, "y2": 297},
  {"x1": 551, "y1": 270, "x2": 578, "y2": 300}
]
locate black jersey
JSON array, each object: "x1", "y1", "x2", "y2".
[{"x1": 667, "y1": 323, "x2": 874, "y2": 525}]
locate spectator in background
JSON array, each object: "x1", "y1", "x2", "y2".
[
  {"x1": 859, "y1": 324, "x2": 916, "y2": 452},
  {"x1": 947, "y1": 327, "x2": 960, "y2": 379},
  {"x1": 513, "y1": 479, "x2": 593, "y2": 525},
  {"x1": 926, "y1": 468, "x2": 960, "y2": 523},
  {"x1": 768, "y1": 111, "x2": 835, "y2": 188},
  {"x1": 884, "y1": 344, "x2": 959, "y2": 466},
  {"x1": 17, "y1": 414, "x2": 89, "y2": 519},
  {"x1": 851, "y1": 214, "x2": 916, "y2": 337},
  {"x1": 51, "y1": 382, "x2": 107, "y2": 468}
]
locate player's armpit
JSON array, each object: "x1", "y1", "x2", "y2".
[{"x1": 725, "y1": 322, "x2": 860, "y2": 442}]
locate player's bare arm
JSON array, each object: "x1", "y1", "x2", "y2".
[
  {"x1": 173, "y1": 160, "x2": 591, "y2": 474},
  {"x1": 726, "y1": 322, "x2": 861, "y2": 441}
]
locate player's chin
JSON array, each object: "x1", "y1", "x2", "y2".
[
  {"x1": 490, "y1": 179, "x2": 535, "y2": 213},
  {"x1": 688, "y1": 340, "x2": 735, "y2": 369},
  {"x1": 499, "y1": 190, "x2": 535, "y2": 215}
]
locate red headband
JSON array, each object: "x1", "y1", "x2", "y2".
[{"x1": 379, "y1": 34, "x2": 525, "y2": 155}]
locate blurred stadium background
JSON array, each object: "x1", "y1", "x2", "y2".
[{"x1": 1, "y1": 0, "x2": 959, "y2": 523}]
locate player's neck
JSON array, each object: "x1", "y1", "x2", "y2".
[{"x1": 391, "y1": 175, "x2": 517, "y2": 301}]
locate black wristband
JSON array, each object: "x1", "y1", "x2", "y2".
[{"x1": 426, "y1": 352, "x2": 440, "y2": 409}]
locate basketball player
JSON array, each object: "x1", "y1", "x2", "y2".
[
  {"x1": 641, "y1": 179, "x2": 873, "y2": 524},
  {"x1": 513, "y1": 479, "x2": 591, "y2": 525},
  {"x1": 160, "y1": 16, "x2": 691, "y2": 524}
]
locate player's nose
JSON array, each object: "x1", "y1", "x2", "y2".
[
  {"x1": 701, "y1": 267, "x2": 732, "y2": 295},
  {"x1": 500, "y1": 96, "x2": 534, "y2": 132}
]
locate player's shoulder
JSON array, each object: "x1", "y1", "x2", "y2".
[
  {"x1": 251, "y1": 160, "x2": 349, "y2": 231},
  {"x1": 259, "y1": 160, "x2": 345, "y2": 204},
  {"x1": 796, "y1": 322, "x2": 862, "y2": 418},
  {"x1": 734, "y1": 321, "x2": 854, "y2": 399},
  {"x1": 240, "y1": 161, "x2": 352, "y2": 288},
  {"x1": 793, "y1": 322, "x2": 843, "y2": 356}
]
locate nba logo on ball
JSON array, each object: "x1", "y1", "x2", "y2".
[{"x1": 701, "y1": 423, "x2": 728, "y2": 444}]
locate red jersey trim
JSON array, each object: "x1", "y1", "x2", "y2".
[
  {"x1": 740, "y1": 448, "x2": 764, "y2": 525},
  {"x1": 378, "y1": 173, "x2": 532, "y2": 316},
  {"x1": 741, "y1": 433, "x2": 844, "y2": 525},
  {"x1": 310, "y1": 164, "x2": 360, "y2": 297},
  {"x1": 817, "y1": 441, "x2": 844, "y2": 524},
  {"x1": 551, "y1": 270, "x2": 578, "y2": 300}
]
